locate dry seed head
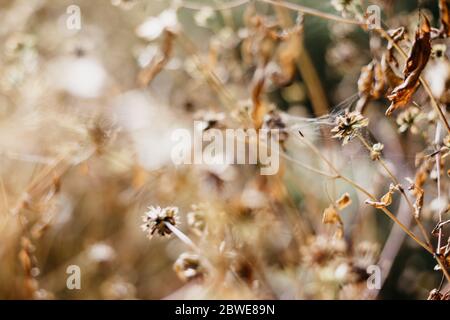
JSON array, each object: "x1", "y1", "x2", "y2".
[
  {"x1": 370, "y1": 142, "x2": 384, "y2": 160},
  {"x1": 331, "y1": 111, "x2": 369, "y2": 145},
  {"x1": 173, "y1": 252, "x2": 206, "y2": 282},
  {"x1": 301, "y1": 236, "x2": 347, "y2": 266},
  {"x1": 396, "y1": 107, "x2": 421, "y2": 133},
  {"x1": 141, "y1": 206, "x2": 179, "y2": 239}
]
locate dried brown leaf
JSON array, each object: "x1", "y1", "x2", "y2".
[
  {"x1": 137, "y1": 30, "x2": 175, "y2": 87},
  {"x1": 322, "y1": 205, "x2": 342, "y2": 225},
  {"x1": 322, "y1": 204, "x2": 344, "y2": 239},
  {"x1": 356, "y1": 60, "x2": 386, "y2": 111},
  {"x1": 365, "y1": 184, "x2": 397, "y2": 208},
  {"x1": 386, "y1": 17, "x2": 431, "y2": 116},
  {"x1": 336, "y1": 192, "x2": 352, "y2": 210}
]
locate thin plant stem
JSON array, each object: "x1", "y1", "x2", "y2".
[
  {"x1": 180, "y1": 0, "x2": 249, "y2": 11},
  {"x1": 295, "y1": 132, "x2": 433, "y2": 254},
  {"x1": 165, "y1": 221, "x2": 198, "y2": 251},
  {"x1": 434, "y1": 119, "x2": 444, "y2": 254},
  {"x1": 258, "y1": 0, "x2": 365, "y2": 25},
  {"x1": 356, "y1": 134, "x2": 432, "y2": 247}
]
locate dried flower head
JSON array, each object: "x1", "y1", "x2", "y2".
[
  {"x1": 173, "y1": 252, "x2": 206, "y2": 282},
  {"x1": 141, "y1": 206, "x2": 179, "y2": 239},
  {"x1": 331, "y1": 111, "x2": 369, "y2": 145},
  {"x1": 370, "y1": 143, "x2": 384, "y2": 160},
  {"x1": 396, "y1": 107, "x2": 421, "y2": 133},
  {"x1": 301, "y1": 235, "x2": 347, "y2": 266}
]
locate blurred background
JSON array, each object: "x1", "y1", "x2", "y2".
[{"x1": 0, "y1": 0, "x2": 448, "y2": 299}]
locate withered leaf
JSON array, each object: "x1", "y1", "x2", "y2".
[
  {"x1": 386, "y1": 27, "x2": 406, "y2": 69},
  {"x1": 365, "y1": 184, "x2": 397, "y2": 208},
  {"x1": 356, "y1": 60, "x2": 385, "y2": 111},
  {"x1": 439, "y1": 0, "x2": 450, "y2": 37},
  {"x1": 251, "y1": 66, "x2": 266, "y2": 129},
  {"x1": 137, "y1": 30, "x2": 175, "y2": 87},
  {"x1": 381, "y1": 53, "x2": 403, "y2": 89},
  {"x1": 322, "y1": 204, "x2": 344, "y2": 239},
  {"x1": 322, "y1": 205, "x2": 342, "y2": 225},
  {"x1": 386, "y1": 17, "x2": 431, "y2": 116},
  {"x1": 407, "y1": 180, "x2": 424, "y2": 219},
  {"x1": 336, "y1": 192, "x2": 352, "y2": 210}
]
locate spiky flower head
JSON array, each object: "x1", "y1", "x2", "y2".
[
  {"x1": 141, "y1": 206, "x2": 179, "y2": 239},
  {"x1": 331, "y1": 111, "x2": 369, "y2": 145}
]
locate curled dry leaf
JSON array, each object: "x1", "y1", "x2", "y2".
[
  {"x1": 322, "y1": 193, "x2": 351, "y2": 239},
  {"x1": 406, "y1": 178, "x2": 424, "y2": 219},
  {"x1": 386, "y1": 27, "x2": 406, "y2": 69},
  {"x1": 336, "y1": 192, "x2": 352, "y2": 210},
  {"x1": 365, "y1": 184, "x2": 398, "y2": 208},
  {"x1": 356, "y1": 60, "x2": 385, "y2": 112},
  {"x1": 137, "y1": 30, "x2": 175, "y2": 87},
  {"x1": 271, "y1": 14, "x2": 304, "y2": 86},
  {"x1": 386, "y1": 17, "x2": 431, "y2": 116},
  {"x1": 322, "y1": 204, "x2": 344, "y2": 239},
  {"x1": 322, "y1": 205, "x2": 342, "y2": 225}
]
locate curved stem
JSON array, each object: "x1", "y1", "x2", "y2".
[
  {"x1": 259, "y1": 0, "x2": 365, "y2": 25},
  {"x1": 296, "y1": 132, "x2": 433, "y2": 254},
  {"x1": 356, "y1": 135, "x2": 432, "y2": 248}
]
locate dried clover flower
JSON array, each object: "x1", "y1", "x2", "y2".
[
  {"x1": 141, "y1": 206, "x2": 179, "y2": 238},
  {"x1": 396, "y1": 107, "x2": 421, "y2": 133},
  {"x1": 173, "y1": 252, "x2": 205, "y2": 282},
  {"x1": 331, "y1": 111, "x2": 369, "y2": 145},
  {"x1": 370, "y1": 143, "x2": 384, "y2": 160},
  {"x1": 352, "y1": 241, "x2": 379, "y2": 270},
  {"x1": 301, "y1": 235, "x2": 347, "y2": 266}
]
